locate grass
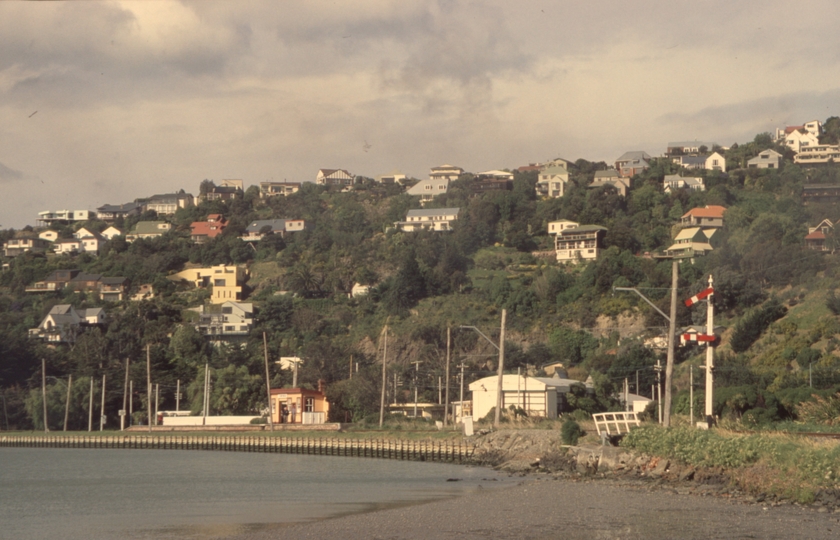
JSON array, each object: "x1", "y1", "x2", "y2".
[{"x1": 621, "y1": 425, "x2": 840, "y2": 503}]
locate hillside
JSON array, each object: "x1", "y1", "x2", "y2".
[{"x1": 3, "y1": 125, "x2": 840, "y2": 430}]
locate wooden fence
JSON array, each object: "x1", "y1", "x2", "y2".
[{"x1": 0, "y1": 435, "x2": 474, "y2": 463}]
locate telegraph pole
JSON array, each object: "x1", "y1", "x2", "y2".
[
  {"x1": 378, "y1": 324, "x2": 388, "y2": 427},
  {"x1": 411, "y1": 360, "x2": 422, "y2": 418},
  {"x1": 263, "y1": 332, "x2": 274, "y2": 431},
  {"x1": 88, "y1": 377, "x2": 94, "y2": 432},
  {"x1": 444, "y1": 327, "x2": 451, "y2": 427},
  {"x1": 663, "y1": 259, "x2": 678, "y2": 427},
  {"x1": 100, "y1": 374, "x2": 106, "y2": 431},
  {"x1": 494, "y1": 309, "x2": 507, "y2": 428},
  {"x1": 146, "y1": 344, "x2": 152, "y2": 433},
  {"x1": 121, "y1": 359, "x2": 129, "y2": 431},
  {"x1": 64, "y1": 374, "x2": 72, "y2": 432},
  {"x1": 41, "y1": 359, "x2": 49, "y2": 433}
]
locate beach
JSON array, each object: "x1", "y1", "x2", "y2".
[{"x1": 236, "y1": 475, "x2": 840, "y2": 540}]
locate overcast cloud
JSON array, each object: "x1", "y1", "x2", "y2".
[{"x1": 2, "y1": 0, "x2": 840, "y2": 228}]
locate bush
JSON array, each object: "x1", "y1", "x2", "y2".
[{"x1": 561, "y1": 418, "x2": 586, "y2": 445}]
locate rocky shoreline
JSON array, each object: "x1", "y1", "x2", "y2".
[{"x1": 468, "y1": 429, "x2": 840, "y2": 513}]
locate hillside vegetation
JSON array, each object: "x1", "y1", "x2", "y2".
[{"x1": 3, "y1": 124, "x2": 840, "y2": 430}]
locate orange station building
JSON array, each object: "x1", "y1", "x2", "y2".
[{"x1": 270, "y1": 387, "x2": 330, "y2": 425}]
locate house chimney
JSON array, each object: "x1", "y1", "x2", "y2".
[{"x1": 317, "y1": 379, "x2": 325, "y2": 393}]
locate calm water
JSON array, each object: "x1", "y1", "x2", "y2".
[{"x1": 0, "y1": 447, "x2": 509, "y2": 540}]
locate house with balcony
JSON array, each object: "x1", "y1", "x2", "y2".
[
  {"x1": 98, "y1": 277, "x2": 129, "y2": 302},
  {"x1": 802, "y1": 184, "x2": 840, "y2": 204},
  {"x1": 201, "y1": 185, "x2": 242, "y2": 202},
  {"x1": 28, "y1": 304, "x2": 106, "y2": 344},
  {"x1": 782, "y1": 128, "x2": 820, "y2": 154},
  {"x1": 190, "y1": 214, "x2": 227, "y2": 243},
  {"x1": 665, "y1": 141, "x2": 717, "y2": 157},
  {"x1": 259, "y1": 181, "x2": 301, "y2": 198},
  {"x1": 775, "y1": 120, "x2": 822, "y2": 141},
  {"x1": 794, "y1": 144, "x2": 840, "y2": 165},
  {"x1": 681, "y1": 205, "x2": 726, "y2": 228},
  {"x1": 536, "y1": 165, "x2": 571, "y2": 198},
  {"x1": 240, "y1": 219, "x2": 306, "y2": 241},
  {"x1": 193, "y1": 301, "x2": 254, "y2": 338},
  {"x1": 126, "y1": 221, "x2": 172, "y2": 242},
  {"x1": 663, "y1": 174, "x2": 705, "y2": 193},
  {"x1": 554, "y1": 225, "x2": 607, "y2": 263},
  {"x1": 376, "y1": 171, "x2": 408, "y2": 185},
  {"x1": 547, "y1": 220, "x2": 579, "y2": 235},
  {"x1": 25, "y1": 269, "x2": 80, "y2": 293},
  {"x1": 37, "y1": 210, "x2": 92, "y2": 227},
  {"x1": 748, "y1": 149, "x2": 783, "y2": 169},
  {"x1": 407, "y1": 178, "x2": 450, "y2": 203},
  {"x1": 169, "y1": 265, "x2": 248, "y2": 303},
  {"x1": 139, "y1": 191, "x2": 194, "y2": 215},
  {"x1": 316, "y1": 168, "x2": 354, "y2": 186},
  {"x1": 429, "y1": 165, "x2": 463, "y2": 182},
  {"x1": 396, "y1": 208, "x2": 460, "y2": 232},
  {"x1": 3, "y1": 234, "x2": 50, "y2": 257}
]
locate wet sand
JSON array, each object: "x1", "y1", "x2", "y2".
[{"x1": 234, "y1": 475, "x2": 840, "y2": 540}]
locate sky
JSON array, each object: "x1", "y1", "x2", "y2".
[{"x1": 2, "y1": 0, "x2": 840, "y2": 229}]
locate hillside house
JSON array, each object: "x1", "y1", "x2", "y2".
[
  {"x1": 99, "y1": 277, "x2": 129, "y2": 302},
  {"x1": 802, "y1": 184, "x2": 840, "y2": 204},
  {"x1": 748, "y1": 149, "x2": 783, "y2": 169},
  {"x1": 794, "y1": 145, "x2": 840, "y2": 165},
  {"x1": 316, "y1": 168, "x2": 354, "y2": 186},
  {"x1": 37, "y1": 210, "x2": 92, "y2": 227},
  {"x1": 554, "y1": 225, "x2": 607, "y2": 263},
  {"x1": 190, "y1": 214, "x2": 227, "y2": 243},
  {"x1": 396, "y1": 208, "x2": 460, "y2": 232},
  {"x1": 783, "y1": 129, "x2": 820, "y2": 154},
  {"x1": 39, "y1": 230, "x2": 59, "y2": 242},
  {"x1": 126, "y1": 221, "x2": 172, "y2": 242},
  {"x1": 140, "y1": 191, "x2": 194, "y2": 215},
  {"x1": 25, "y1": 269, "x2": 80, "y2": 293},
  {"x1": 169, "y1": 265, "x2": 248, "y2": 304},
  {"x1": 193, "y1": 301, "x2": 254, "y2": 337},
  {"x1": 96, "y1": 202, "x2": 141, "y2": 222},
  {"x1": 590, "y1": 170, "x2": 630, "y2": 196},
  {"x1": 673, "y1": 151, "x2": 726, "y2": 172},
  {"x1": 407, "y1": 178, "x2": 450, "y2": 203},
  {"x1": 259, "y1": 181, "x2": 301, "y2": 197},
  {"x1": 547, "y1": 220, "x2": 579, "y2": 235},
  {"x1": 376, "y1": 172, "x2": 408, "y2": 184},
  {"x1": 681, "y1": 206, "x2": 726, "y2": 228},
  {"x1": 3, "y1": 235, "x2": 50, "y2": 257},
  {"x1": 240, "y1": 219, "x2": 306, "y2": 241},
  {"x1": 53, "y1": 238, "x2": 82, "y2": 255},
  {"x1": 775, "y1": 120, "x2": 822, "y2": 141},
  {"x1": 101, "y1": 226, "x2": 122, "y2": 240},
  {"x1": 665, "y1": 227, "x2": 716, "y2": 258},
  {"x1": 472, "y1": 178, "x2": 513, "y2": 194},
  {"x1": 805, "y1": 219, "x2": 834, "y2": 252},
  {"x1": 615, "y1": 151, "x2": 651, "y2": 176},
  {"x1": 28, "y1": 304, "x2": 106, "y2": 343},
  {"x1": 202, "y1": 185, "x2": 241, "y2": 202},
  {"x1": 429, "y1": 165, "x2": 463, "y2": 182},
  {"x1": 663, "y1": 175, "x2": 705, "y2": 193},
  {"x1": 665, "y1": 141, "x2": 717, "y2": 156},
  {"x1": 536, "y1": 165, "x2": 570, "y2": 198}
]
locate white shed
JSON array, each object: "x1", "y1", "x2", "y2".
[{"x1": 468, "y1": 374, "x2": 588, "y2": 421}]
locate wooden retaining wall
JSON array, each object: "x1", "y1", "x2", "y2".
[{"x1": 0, "y1": 435, "x2": 475, "y2": 463}]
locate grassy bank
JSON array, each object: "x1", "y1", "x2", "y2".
[{"x1": 621, "y1": 425, "x2": 840, "y2": 503}]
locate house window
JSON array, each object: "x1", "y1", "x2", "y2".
[
  {"x1": 224, "y1": 325, "x2": 235, "y2": 332},
  {"x1": 214, "y1": 279, "x2": 226, "y2": 286},
  {"x1": 222, "y1": 307, "x2": 232, "y2": 314},
  {"x1": 305, "y1": 397, "x2": 314, "y2": 412}
]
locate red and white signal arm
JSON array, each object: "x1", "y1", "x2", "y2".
[
  {"x1": 684, "y1": 287, "x2": 714, "y2": 307},
  {"x1": 680, "y1": 333, "x2": 715, "y2": 344}
]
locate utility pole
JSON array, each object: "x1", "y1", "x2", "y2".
[
  {"x1": 495, "y1": 309, "x2": 507, "y2": 428},
  {"x1": 176, "y1": 380, "x2": 180, "y2": 412},
  {"x1": 459, "y1": 361, "x2": 466, "y2": 423},
  {"x1": 663, "y1": 259, "x2": 678, "y2": 427},
  {"x1": 809, "y1": 363, "x2": 813, "y2": 388},
  {"x1": 64, "y1": 374, "x2": 72, "y2": 432},
  {"x1": 411, "y1": 360, "x2": 422, "y2": 418},
  {"x1": 202, "y1": 362, "x2": 209, "y2": 426},
  {"x1": 654, "y1": 359, "x2": 663, "y2": 424},
  {"x1": 100, "y1": 375, "x2": 107, "y2": 431},
  {"x1": 154, "y1": 383, "x2": 159, "y2": 426},
  {"x1": 88, "y1": 377, "x2": 94, "y2": 432},
  {"x1": 444, "y1": 327, "x2": 451, "y2": 427},
  {"x1": 378, "y1": 324, "x2": 388, "y2": 427},
  {"x1": 41, "y1": 359, "x2": 49, "y2": 432},
  {"x1": 690, "y1": 365, "x2": 694, "y2": 426},
  {"x1": 146, "y1": 344, "x2": 152, "y2": 433},
  {"x1": 129, "y1": 380, "x2": 133, "y2": 427},
  {"x1": 121, "y1": 359, "x2": 129, "y2": 431},
  {"x1": 263, "y1": 332, "x2": 274, "y2": 431},
  {"x1": 349, "y1": 354, "x2": 353, "y2": 380}
]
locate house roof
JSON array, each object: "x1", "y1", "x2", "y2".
[
  {"x1": 561, "y1": 225, "x2": 608, "y2": 235},
  {"x1": 406, "y1": 207, "x2": 460, "y2": 218},
  {"x1": 594, "y1": 169, "x2": 620, "y2": 179},
  {"x1": 70, "y1": 272, "x2": 102, "y2": 283},
  {"x1": 615, "y1": 151, "x2": 651, "y2": 162},
  {"x1": 97, "y1": 202, "x2": 141, "y2": 213},
  {"x1": 246, "y1": 219, "x2": 287, "y2": 233},
  {"x1": 679, "y1": 155, "x2": 707, "y2": 166},
  {"x1": 407, "y1": 179, "x2": 449, "y2": 196},
  {"x1": 667, "y1": 141, "x2": 717, "y2": 148},
  {"x1": 100, "y1": 276, "x2": 128, "y2": 285},
  {"x1": 674, "y1": 227, "x2": 715, "y2": 241},
  {"x1": 805, "y1": 230, "x2": 826, "y2": 240},
  {"x1": 477, "y1": 169, "x2": 514, "y2": 179},
  {"x1": 682, "y1": 205, "x2": 726, "y2": 219},
  {"x1": 130, "y1": 221, "x2": 170, "y2": 235},
  {"x1": 540, "y1": 166, "x2": 570, "y2": 176}
]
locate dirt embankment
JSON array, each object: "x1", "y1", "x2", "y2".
[{"x1": 469, "y1": 429, "x2": 840, "y2": 511}]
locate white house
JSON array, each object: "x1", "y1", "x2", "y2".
[
  {"x1": 663, "y1": 174, "x2": 704, "y2": 192},
  {"x1": 590, "y1": 170, "x2": 630, "y2": 196},
  {"x1": 53, "y1": 238, "x2": 82, "y2": 255},
  {"x1": 794, "y1": 144, "x2": 840, "y2": 165},
  {"x1": 193, "y1": 301, "x2": 254, "y2": 337},
  {"x1": 547, "y1": 220, "x2": 579, "y2": 235},
  {"x1": 37, "y1": 210, "x2": 92, "y2": 227},
  {"x1": 406, "y1": 178, "x2": 449, "y2": 203},
  {"x1": 28, "y1": 304, "x2": 106, "y2": 343},
  {"x1": 396, "y1": 208, "x2": 460, "y2": 231},
  {"x1": 468, "y1": 374, "x2": 592, "y2": 421},
  {"x1": 615, "y1": 151, "x2": 652, "y2": 171},
  {"x1": 536, "y1": 165, "x2": 571, "y2": 198},
  {"x1": 476, "y1": 169, "x2": 514, "y2": 180},
  {"x1": 240, "y1": 219, "x2": 306, "y2": 241},
  {"x1": 664, "y1": 227, "x2": 716, "y2": 257},
  {"x1": 666, "y1": 141, "x2": 717, "y2": 156},
  {"x1": 673, "y1": 151, "x2": 727, "y2": 172},
  {"x1": 316, "y1": 169, "x2": 354, "y2": 186},
  {"x1": 101, "y1": 226, "x2": 123, "y2": 240},
  {"x1": 39, "y1": 230, "x2": 59, "y2": 242},
  {"x1": 429, "y1": 165, "x2": 463, "y2": 182},
  {"x1": 783, "y1": 129, "x2": 820, "y2": 154}
]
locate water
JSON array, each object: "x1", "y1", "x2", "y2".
[{"x1": 0, "y1": 448, "x2": 509, "y2": 539}]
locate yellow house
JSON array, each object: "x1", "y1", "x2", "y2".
[
  {"x1": 270, "y1": 387, "x2": 330, "y2": 425},
  {"x1": 170, "y1": 265, "x2": 248, "y2": 304}
]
